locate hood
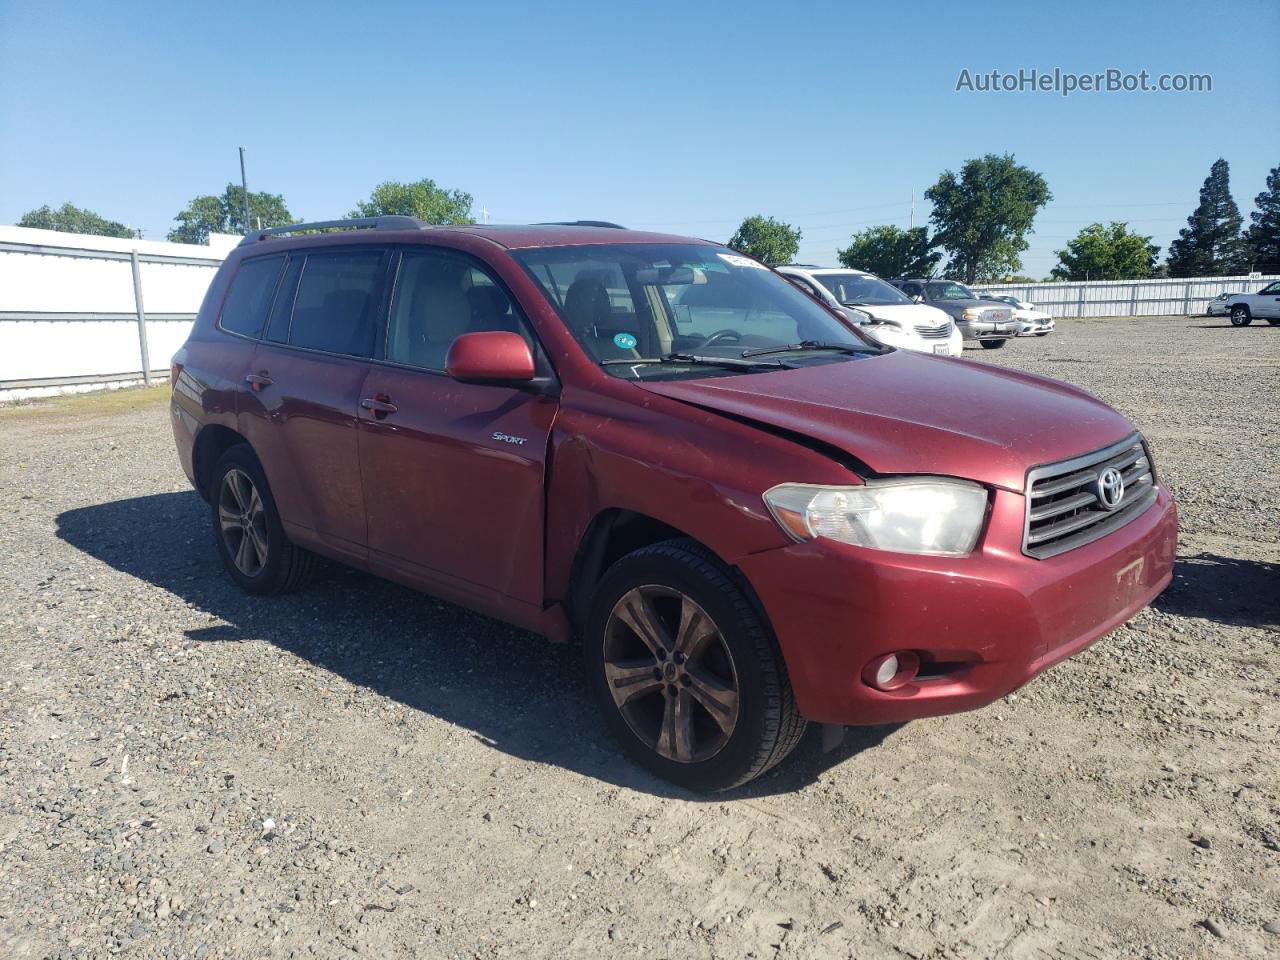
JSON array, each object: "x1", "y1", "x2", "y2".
[
  {"x1": 636, "y1": 352, "x2": 1133, "y2": 491},
  {"x1": 858, "y1": 303, "x2": 952, "y2": 326}
]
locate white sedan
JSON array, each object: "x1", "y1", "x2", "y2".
[
  {"x1": 982, "y1": 294, "x2": 1055, "y2": 337},
  {"x1": 777, "y1": 266, "x2": 964, "y2": 356}
]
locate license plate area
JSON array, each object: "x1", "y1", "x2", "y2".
[{"x1": 933, "y1": 344, "x2": 949, "y2": 354}]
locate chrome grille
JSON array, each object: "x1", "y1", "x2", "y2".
[
  {"x1": 1023, "y1": 434, "x2": 1157, "y2": 559},
  {"x1": 914, "y1": 321, "x2": 953, "y2": 338}
]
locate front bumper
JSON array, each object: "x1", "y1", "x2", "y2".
[
  {"x1": 1017, "y1": 318, "x2": 1055, "y2": 336},
  {"x1": 959, "y1": 319, "x2": 1018, "y2": 341},
  {"x1": 737, "y1": 486, "x2": 1177, "y2": 725}
]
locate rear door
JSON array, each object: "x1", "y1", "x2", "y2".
[
  {"x1": 356, "y1": 246, "x2": 557, "y2": 611},
  {"x1": 240, "y1": 246, "x2": 392, "y2": 564}
]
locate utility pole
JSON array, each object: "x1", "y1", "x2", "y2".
[
  {"x1": 909, "y1": 188, "x2": 915, "y2": 230},
  {"x1": 239, "y1": 147, "x2": 251, "y2": 233},
  {"x1": 481, "y1": 206, "x2": 489, "y2": 225}
]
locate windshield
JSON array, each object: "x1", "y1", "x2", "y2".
[
  {"x1": 514, "y1": 244, "x2": 879, "y2": 380},
  {"x1": 927, "y1": 281, "x2": 978, "y2": 301},
  {"x1": 813, "y1": 272, "x2": 913, "y2": 306}
]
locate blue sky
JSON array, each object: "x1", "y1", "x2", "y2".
[{"x1": 2, "y1": 0, "x2": 1277, "y2": 277}]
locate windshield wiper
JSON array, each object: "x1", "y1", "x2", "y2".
[
  {"x1": 740, "y1": 340, "x2": 867, "y2": 359},
  {"x1": 600, "y1": 353, "x2": 790, "y2": 370}
]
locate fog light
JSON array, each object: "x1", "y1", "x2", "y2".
[{"x1": 863, "y1": 651, "x2": 920, "y2": 691}]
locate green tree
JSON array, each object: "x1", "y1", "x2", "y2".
[
  {"x1": 1166, "y1": 158, "x2": 1248, "y2": 277},
  {"x1": 1050, "y1": 222, "x2": 1161, "y2": 280},
  {"x1": 836, "y1": 225, "x2": 940, "y2": 278},
  {"x1": 925, "y1": 153, "x2": 1051, "y2": 283},
  {"x1": 726, "y1": 215, "x2": 801, "y2": 266},
  {"x1": 347, "y1": 178, "x2": 474, "y2": 223},
  {"x1": 168, "y1": 185, "x2": 295, "y2": 244},
  {"x1": 18, "y1": 202, "x2": 134, "y2": 238},
  {"x1": 1246, "y1": 163, "x2": 1280, "y2": 274}
]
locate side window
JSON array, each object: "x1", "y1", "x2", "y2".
[
  {"x1": 288, "y1": 250, "x2": 386, "y2": 357},
  {"x1": 901, "y1": 282, "x2": 923, "y2": 298},
  {"x1": 219, "y1": 256, "x2": 286, "y2": 339},
  {"x1": 387, "y1": 250, "x2": 531, "y2": 370}
]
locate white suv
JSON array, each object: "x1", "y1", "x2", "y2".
[{"x1": 777, "y1": 266, "x2": 964, "y2": 357}]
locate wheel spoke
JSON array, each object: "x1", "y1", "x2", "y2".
[
  {"x1": 217, "y1": 505, "x2": 240, "y2": 533},
  {"x1": 614, "y1": 589, "x2": 672, "y2": 656},
  {"x1": 656, "y1": 690, "x2": 695, "y2": 762},
  {"x1": 225, "y1": 472, "x2": 247, "y2": 512},
  {"x1": 233, "y1": 529, "x2": 254, "y2": 573},
  {"x1": 247, "y1": 485, "x2": 263, "y2": 521},
  {"x1": 247, "y1": 522, "x2": 269, "y2": 567},
  {"x1": 603, "y1": 658, "x2": 664, "y2": 707},
  {"x1": 685, "y1": 665, "x2": 738, "y2": 734},
  {"x1": 673, "y1": 596, "x2": 715, "y2": 659}
]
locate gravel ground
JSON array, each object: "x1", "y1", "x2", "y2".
[{"x1": 1, "y1": 315, "x2": 1277, "y2": 960}]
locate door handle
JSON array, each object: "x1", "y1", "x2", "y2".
[
  {"x1": 244, "y1": 373, "x2": 273, "y2": 391},
  {"x1": 360, "y1": 396, "x2": 399, "y2": 416}
]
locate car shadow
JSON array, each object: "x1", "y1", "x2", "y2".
[
  {"x1": 56, "y1": 492, "x2": 902, "y2": 799},
  {"x1": 1152, "y1": 551, "x2": 1280, "y2": 630}
]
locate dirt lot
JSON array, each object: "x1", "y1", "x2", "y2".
[{"x1": 1, "y1": 315, "x2": 1277, "y2": 960}]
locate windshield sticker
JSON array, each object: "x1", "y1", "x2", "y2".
[
  {"x1": 716, "y1": 253, "x2": 768, "y2": 270},
  {"x1": 613, "y1": 332, "x2": 638, "y2": 350}
]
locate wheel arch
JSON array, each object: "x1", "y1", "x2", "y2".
[
  {"x1": 191, "y1": 424, "x2": 251, "y2": 501},
  {"x1": 564, "y1": 509, "x2": 773, "y2": 642}
]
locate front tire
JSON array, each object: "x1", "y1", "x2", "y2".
[
  {"x1": 980, "y1": 338, "x2": 1008, "y2": 350},
  {"x1": 584, "y1": 539, "x2": 805, "y2": 791},
  {"x1": 210, "y1": 445, "x2": 317, "y2": 595},
  {"x1": 1230, "y1": 305, "x2": 1253, "y2": 327}
]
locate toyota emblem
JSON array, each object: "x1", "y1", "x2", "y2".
[{"x1": 1096, "y1": 467, "x2": 1125, "y2": 510}]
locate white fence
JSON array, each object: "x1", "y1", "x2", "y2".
[
  {"x1": 970, "y1": 274, "x2": 1279, "y2": 318},
  {"x1": 0, "y1": 226, "x2": 238, "y2": 401}
]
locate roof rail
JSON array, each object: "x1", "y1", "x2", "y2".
[
  {"x1": 240, "y1": 215, "x2": 424, "y2": 245},
  {"x1": 535, "y1": 220, "x2": 627, "y2": 229}
]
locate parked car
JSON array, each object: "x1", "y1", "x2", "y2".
[
  {"x1": 1204, "y1": 292, "x2": 1234, "y2": 317},
  {"x1": 890, "y1": 278, "x2": 1018, "y2": 348},
  {"x1": 776, "y1": 266, "x2": 963, "y2": 356},
  {"x1": 1226, "y1": 282, "x2": 1280, "y2": 326},
  {"x1": 170, "y1": 217, "x2": 1178, "y2": 790},
  {"x1": 980, "y1": 293, "x2": 1055, "y2": 337}
]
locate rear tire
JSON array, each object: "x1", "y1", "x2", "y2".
[
  {"x1": 980, "y1": 339, "x2": 1008, "y2": 350},
  {"x1": 210, "y1": 445, "x2": 317, "y2": 595},
  {"x1": 584, "y1": 539, "x2": 805, "y2": 791},
  {"x1": 1230, "y1": 305, "x2": 1253, "y2": 327}
]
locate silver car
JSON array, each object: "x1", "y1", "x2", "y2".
[{"x1": 1205, "y1": 292, "x2": 1233, "y2": 317}]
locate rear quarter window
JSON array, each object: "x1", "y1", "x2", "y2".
[{"x1": 219, "y1": 256, "x2": 286, "y2": 338}]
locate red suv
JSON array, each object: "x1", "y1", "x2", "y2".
[{"x1": 170, "y1": 217, "x2": 1177, "y2": 790}]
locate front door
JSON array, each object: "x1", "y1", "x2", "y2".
[{"x1": 356, "y1": 247, "x2": 557, "y2": 614}]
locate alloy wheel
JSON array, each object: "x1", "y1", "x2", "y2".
[
  {"x1": 218, "y1": 468, "x2": 269, "y2": 577},
  {"x1": 602, "y1": 585, "x2": 740, "y2": 763}
]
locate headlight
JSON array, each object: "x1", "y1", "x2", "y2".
[
  {"x1": 763, "y1": 478, "x2": 988, "y2": 556},
  {"x1": 962, "y1": 308, "x2": 982, "y2": 320}
]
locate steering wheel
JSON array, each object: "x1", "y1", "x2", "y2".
[{"x1": 700, "y1": 329, "x2": 743, "y2": 348}]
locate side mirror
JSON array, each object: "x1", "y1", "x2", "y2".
[
  {"x1": 911, "y1": 294, "x2": 924, "y2": 304},
  {"x1": 445, "y1": 331, "x2": 536, "y2": 384}
]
